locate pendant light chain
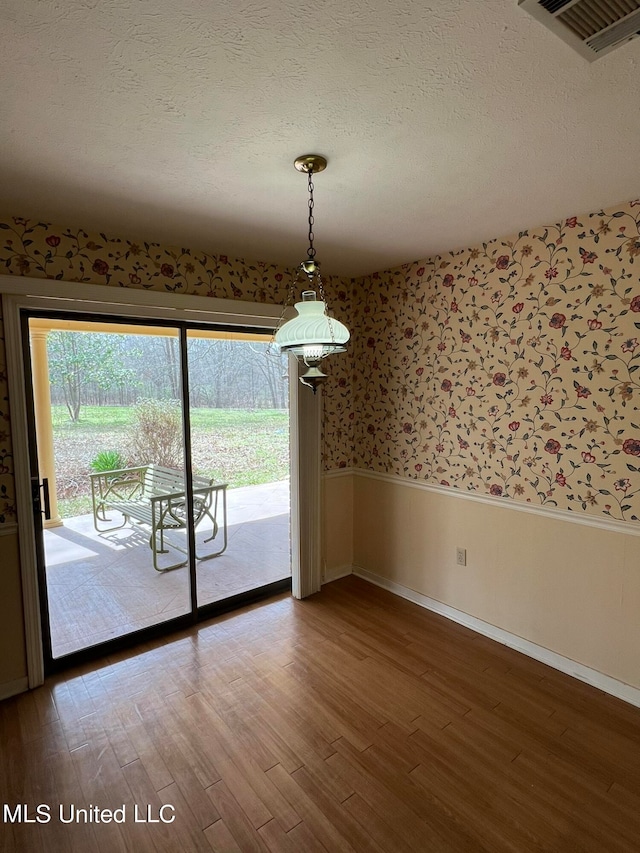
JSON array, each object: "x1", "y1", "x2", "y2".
[
  {"x1": 305, "y1": 165, "x2": 335, "y2": 343},
  {"x1": 307, "y1": 169, "x2": 316, "y2": 262},
  {"x1": 306, "y1": 166, "x2": 329, "y2": 314}
]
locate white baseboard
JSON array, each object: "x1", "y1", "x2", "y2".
[
  {"x1": 322, "y1": 564, "x2": 354, "y2": 584},
  {"x1": 352, "y1": 566, "x2": 640, "y2": 710},
  {"x1": 0, "y1": 676, "x2": 28, "y2": 702}
]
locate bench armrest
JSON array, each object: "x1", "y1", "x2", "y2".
[
  {"x1": 89, "y1": 465, "x2": 148, "y2": 482},
  {"x1": 91, "y1": 466, "x2": 147, "y2": 519},
  {"x1": 149, "y1": 482, "x2": 227, "y2": 529},
  {"x1": 147, "y1": 483, "x2": 227, "y2": 504}
]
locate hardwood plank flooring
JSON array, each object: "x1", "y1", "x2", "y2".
[{"x1": 1, "y1": 575, "x2": 640, "y2": 852}]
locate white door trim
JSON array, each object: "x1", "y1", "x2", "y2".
[
  {"x1": 0, "y1": 274, "x2": 319, "y2": 687},
  {"x1": 290, "y1": 361, "x2": 322, "y2": 599},
  {"x1": 4, "y1": 295, "x2": 44, "y2": 688},
  {"x1": 0, "y1": 275, "x2": 282, "y2": 327}
]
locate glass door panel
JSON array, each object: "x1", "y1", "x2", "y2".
[
  {"x1": 25, "y1": 314, "x2": 293, "y2": 670},
  {"x1": 29, "y1": 318, "x2": 192, "y2": 659},
  {"x1": 186, "y1": 330, "x2": 292, "y2": 607}
]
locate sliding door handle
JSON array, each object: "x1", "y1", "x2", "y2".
[
  {"x1": 31, "y1": 477, "x2": 52, "y2": 521},
  {"x1": 41, "y1": 478, "x2": 51, "y2": 521}
]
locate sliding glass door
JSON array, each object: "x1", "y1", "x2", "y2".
[
  {"x1": 24, "y1": 313, "x2": 291, "y2": 669},
  {"x1": 186, "y1": 330, "x2": 291, "y2": 607}
]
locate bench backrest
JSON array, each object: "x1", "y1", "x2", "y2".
[{"x1": 141, "y1": 465, "x2": 213, "y2": 498}]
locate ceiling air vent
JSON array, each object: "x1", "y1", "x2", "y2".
[{"x1": 519, "y1": 0, "x2": 640, "y2": 60}]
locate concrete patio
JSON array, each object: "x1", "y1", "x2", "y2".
[{"x1": 43, "y1": 480, "x2": 291, "y2": 658}]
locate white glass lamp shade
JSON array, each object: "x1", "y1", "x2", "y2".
[{"x1": 275, "y1": 292, "x2": 349, "y2": 360}]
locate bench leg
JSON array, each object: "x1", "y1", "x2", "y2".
[
  {"x1": 151, "y1": 527, "x2": 188, "y2": 572},
  {"x1": 195, "y1": 489, "x2": 228, "y2": 561},
  {"x1": 92, "y1": 505, "x2": 128, "y2": 533},
  {"x1": 153, "y1": 526, "x2": 169, "y2": 555}
]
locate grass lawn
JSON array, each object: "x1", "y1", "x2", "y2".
[
  {"x1": 52, "y1": 406, "x2": 288, "y2": 432},
  {"x1": 52, "y1": 405, "x2": 289, "y2": 518}
]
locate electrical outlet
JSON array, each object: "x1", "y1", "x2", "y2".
[{"x1": 456, "y1": 547, "x2": 467, "y2": 566}]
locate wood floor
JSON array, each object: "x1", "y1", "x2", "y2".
[{"x1": 1, "y1": 575, "x2": 640, "y2": 852}]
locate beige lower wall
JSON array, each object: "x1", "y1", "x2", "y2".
[
  {"x1": 322, "y1": 473, "x2": 354, "y2": 581},
  {"x1": 8, "y1": 467, "x2": 636, "y2": 695},
  {"x1": 353, "y1": 473, "x2": 640, "y2": 691},
  {"x1": 0, "y1": 529, "x2": 27, "y2": 688}
]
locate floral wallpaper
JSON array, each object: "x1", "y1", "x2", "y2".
[
  {"x1": 0, "y1": 217, "x2": 353, "y2": 523},
  {"x1": 2, "y1": 198, "x2": 640, "y2": 527},
  {"x1": 351, "y1": 198, "x2": 640, "y2": 523},
  {"x1": 0, "y1": 218, "x2": 293, "y2": 300}
]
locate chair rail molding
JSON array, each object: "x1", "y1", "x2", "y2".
[{"x1": 349, "y1": 467, "x2": 640, "y2": 537}]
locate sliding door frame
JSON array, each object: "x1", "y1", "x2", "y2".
[{"x1": 1, "y1": 275, "x2": 321, "y2": 688}]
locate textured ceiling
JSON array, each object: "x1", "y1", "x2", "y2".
[{"x1": 2, "y1": 0, "x2": 640, "y2": 278}]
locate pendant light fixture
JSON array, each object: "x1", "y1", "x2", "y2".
[{"x1": 274, "y1": 154, "x2": 350, "y2": 393}]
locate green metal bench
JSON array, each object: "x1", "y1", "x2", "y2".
[{"x1": 90, "y1": 464, "x2": 227, "y2": 572}]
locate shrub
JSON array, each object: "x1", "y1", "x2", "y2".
[
  {"x1": 128, "y1": 399, "x2": 182, "y2": 469},
  {"x1": 90, "y1": 450, "x2": 126, "y2": 473}
]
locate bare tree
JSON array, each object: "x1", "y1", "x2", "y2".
[{"x1": 47, "y1": 331, "x2": 137, "y2": 422}]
